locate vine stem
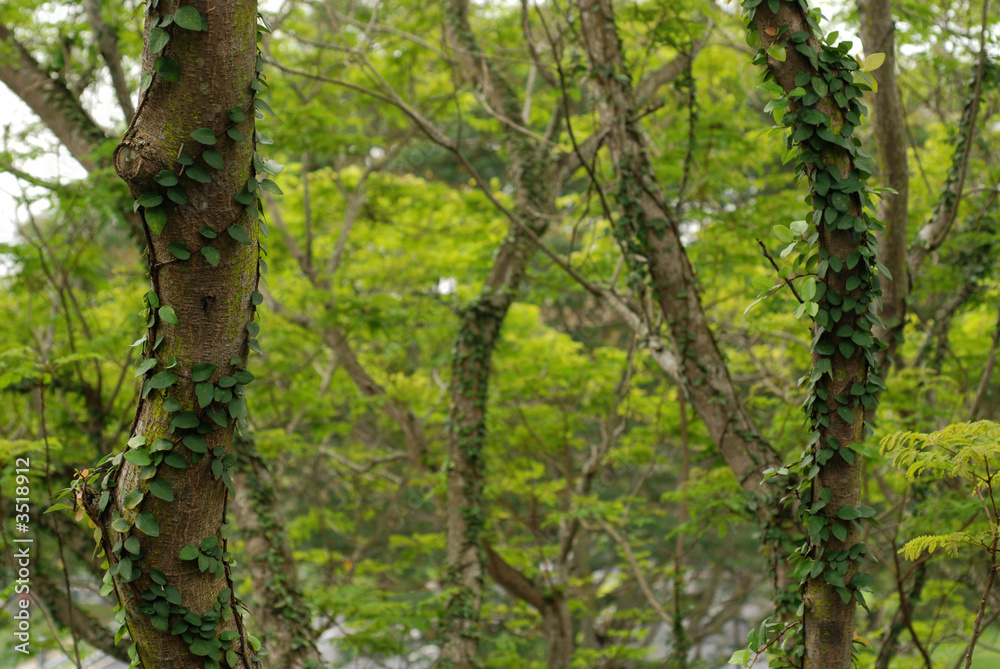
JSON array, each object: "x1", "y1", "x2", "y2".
[
  {"x1": 755, "y1": 238, "x2": 804, "y2": 304},
  {"x1": 962, "y1": 549, "x2": 997, "y2": 669}
]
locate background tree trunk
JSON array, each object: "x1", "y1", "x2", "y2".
[{"x1": 858, "y1": 0, "x2": 910, "y2": 370}]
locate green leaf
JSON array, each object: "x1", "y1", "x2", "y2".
[
  {"x1": 201, "y1": 246, "x2": 220, "y2": 266},
  {"x1": 227, "y1": 127, "x2": 245, "y2": 142},
  {"x1": 202, "y1": 148, "x2": 224, "y2": 170},
  {"x1": 183, "y1": 434, "x2": 208, "y2": 453},
  {"x1": 186, "y1": 165, "x2": 212, "y2": 183},
  {"x1": 154, "y1": 56, "x2": 180, "y2": 81},
  {"x1": 123, "y1": 488, "x2": 144, "y2": 508},
  {"x1": 135, "y1": 358, "x2": 158, "y2": 377},
  {"x1": 44, "y1": 502, "x2": 73, "y2": 515},
  {"x1": 233, "y1": 369, "x2": 254, "y2": 385},
  {"x1": 179, "y1": 545, "x2": 200, "y2": 560},
  {"x1": 171, "y1": 411, "x2": 200, "y2": 430},
  {"x1": 192, "y1": 363, "x2": 218, "y2": 382},
  {"x1": 811, "y1": 75, "x2": 829, "y2": 98},
  {"x1": 837, "y1": 505, "x2": 862, "y2": 520},
  {"x1": 148, "y1": 479, "x2": 173, "y2": 501},
  {"x1": 199, "y1": 226, "x2": 218, "y2": 239},
  {"x1": 136, "y1": 193, "x2": 164, "y2": 211},
  {"x1": 851, "y1": 572, "x2": 874, "y2": 589},
  {"x1": 251, "y1": 291, "x2": 263, "y2": 306},
  {"x1": 206, "y1": 405, "x2": 228, "y2": 427},
  {"x1": 189, "y1": 638, "x2": 218, "y2": 656},
  {"x1": 174, "y1": 6, "x2": 204, "y2": 31},
  {"x1": 165, "y1": 186, "x2": 188, "y2": 205},
  {"x1": 837, "y1": 406, "x2": 855, "y2": 423},
  {"x1": 262, "y1": 158, "x2": 284, "y2": 175},
  {"x1": 112, "y1": 517, "x2": 131, "y2": 533},
  {"x1": 167, "y1": 245, "x2": 193, "y2": 264},
  {"x1": 196, "y1": 382, "x2": 215, "y2": 408},
  {"x1": 863, "y1": 52, "x2": 886, "y2": 71},
  {"x1": 151, "y1": 438, "x2": 173, "y2": 452},
  {"x1": 148, "y1": 370, "x2": 178, "y2": 390},
  {"x1": 164, "y1": 452, "x2": 187, "y2": 469},
  {"x1": 158, "y1": 306, "x2": 179, "y2": 325},
  {"x1": 145, "y1": 206, "x2": 168, "y2": 234},
  {"x1": 124, "y1": 449, "x2": 153, "y2": 466},
  {"x1": 125, "y1": 536, "x2": 141, "y2": 555},
  {"x1": 229, "y1": 106, "x2": 246, "y2": 123},
  {"x1": 851, "y1": 331, "x2": 874, "y2": 347},
  {"x1": 149, "y1": 28, "x2": 170, "y2": 53},
  {"x1": 227, "y1": 225, "x2": 251, "y2": 245},
  {"x1": 807, "y1": 514, "x2": 826, "y2": 537},
  {"x1": 255, "y1": 98, "x2": 276, "y2": 117},
  {"x1": 259, "y1": 178, "x2": 283, "y2": 195},
  {"x1": 155, "y1": 170, "x2": 178, "y2": 187},
  {"x1": 190, "y1": 128, "x2": 217, "y2": 145},
  {"x1": 135, "y1": 512, "x2": 160, "y2": 537},
  {"x1": 831, "y1": 523, "x2": 848, "y2": 541},
  {"x1": 766, "y1": 43, "x2": 786, "y2": 62},
  {"x1": 727, "y1": 649, "x2": 750, "y2": 667}
]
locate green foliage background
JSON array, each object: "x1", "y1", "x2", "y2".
[{"x1": 1, "y1": 0, "x2": 999, "y2": 667}]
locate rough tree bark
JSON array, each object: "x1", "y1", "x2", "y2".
[
  {"x1": 80, "y1": 1, "x2": 265, "y2": 667},
  {"x1": 858, "y1": 0, "x2": 909, "y2": 370}
]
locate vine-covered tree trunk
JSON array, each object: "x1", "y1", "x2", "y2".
[
  {"x1": 80, "y1": 2, "x2": 268, "y2": 667},
  {"x1": 575, "y1": 0, "x2": 799, "y2": 611},
  {"x1": 746, "y1": 1, "x2": 884, "y2": 667},
  {"x1": 858, "y1": 0, "x2": 909, "y2": 370},
  {"x1": 440, "y1": 2, "x2": 555, "y2": 665},
  {"x1": 231, "y1": 447, "x2": 322, "y2": 668},
  {"x1": 575, "y1": 0, "x2": 780, "y2": 496}
]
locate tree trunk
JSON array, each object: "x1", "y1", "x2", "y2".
[
  {"x1": 0, "y1": 23, "x2": 108, "y2": 170},
  {"x1": 575, "y1": 0, "x2": 780, "y2": 496},
  {"x1": 574, "y1": 0, "x2": 797, "y2": 612},
  {"x1": 231, "y1": 445, "x2": 323, "y2": 668},
  {"x1": 81, "y1": 2, "x2": 265, "y2": 667},
  {"x1": 440, "y1": 1, "x2": 554, "y2": 664},
  {"x1": 858, "y1": 0, "x2": 909, "y2": 370},
  {"x1": 747, "y1": 1, "x2": 882, "y2": 666}
]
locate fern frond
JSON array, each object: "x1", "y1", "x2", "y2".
[
  {"x1": 880, "y1": 421, "x2": 1000, "y2": 482},
  {"x1": 899, "y1": 532, "x2": 974, "y2": 561}
]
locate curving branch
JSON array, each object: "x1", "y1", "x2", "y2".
[
  {"x1": 0, "y1": 23, "x2": 109, "y2": 170},
  {"x1": 908, "y1": 0, "x2": 993, "y2": 273}
]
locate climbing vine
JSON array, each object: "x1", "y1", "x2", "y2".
[
  {"x1": 733, "y1": 0, "x2": 891, "y2": 666},
  {"x1": 51, "y1": 3, "x2": 282, "y2": 668}
]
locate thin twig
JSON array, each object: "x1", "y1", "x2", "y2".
[{"x1": 756, "y1": 238, "x2": 804, "y2": 304}]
